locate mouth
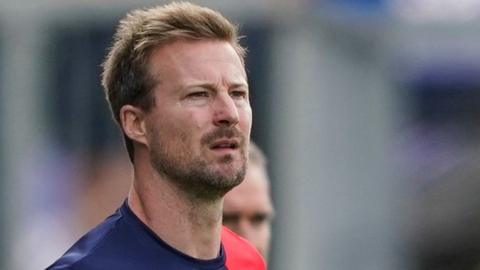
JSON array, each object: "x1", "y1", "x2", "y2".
[{"x1": 209, "y1": 139, "x2": 240, "y2": 152}]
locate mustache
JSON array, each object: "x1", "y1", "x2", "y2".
[{"x1": 201, "y1": 127, "x2": 245, "y2": 146}]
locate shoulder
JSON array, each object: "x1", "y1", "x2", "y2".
[
  {"x1": 46, "y1": 210, "x2": 125, "y2": 270},
  {"x1": 221, "y1": 226, "x2": 266, "y2": 270}
]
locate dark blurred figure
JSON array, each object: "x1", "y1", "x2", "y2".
[{"x1": 409, "y1": 147, "x2": 480, "y2": 270}]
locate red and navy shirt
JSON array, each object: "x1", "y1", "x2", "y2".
[{"x1": 46, "y1": 201, "x2": 265, "y2": 270}]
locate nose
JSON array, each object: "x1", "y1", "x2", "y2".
[{"x1": 213, "y1": 93, "x2": 239, "y2": 127}]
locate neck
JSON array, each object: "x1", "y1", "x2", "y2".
[{"x1": 128, "y1": 158, "x2": 223, "y2": 260}]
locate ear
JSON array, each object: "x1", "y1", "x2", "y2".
[{"x1": 119, "y1": 105, "x2": 149, "y2": 146}]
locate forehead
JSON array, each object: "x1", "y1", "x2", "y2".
[{"x1": 147, "y1": 39, "x2": 247, "y2": 86}]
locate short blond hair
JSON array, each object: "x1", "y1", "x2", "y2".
[{"x1": 102, "y1": 2, "x2": 246, "y2": 161}]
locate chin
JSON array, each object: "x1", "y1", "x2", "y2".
[
  {"x1": 215, "y1": 164, "x2": 243, "y2": 178},
  {"x1": 211, "y1": 165, "x2": 245, "y2": 187}
]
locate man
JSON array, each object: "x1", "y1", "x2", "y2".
[
  {"x1": 47, "y1": 2, "x2": 265, "y2": 270},
  {"x1": 223, "y1": 142, "x2": 274, "y2": 260}
]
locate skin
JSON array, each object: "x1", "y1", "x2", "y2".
[
  {"x1": 119, "y1": 40, "x2": 252, "y2": 259},
  {"x1": 223, "y1": 163, "x2": 274, "y2": 260}
]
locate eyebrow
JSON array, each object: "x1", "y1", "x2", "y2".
[{"x1": 185, "y1": 82, "x2": 249, "y2": 91}]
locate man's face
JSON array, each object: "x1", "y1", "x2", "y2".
[
  {"x1": 223, "y1": 164, "x2": 274, "y2": 259},
  {"x1": 144, "y1": 40, "x2": 251, "y2": 198}
]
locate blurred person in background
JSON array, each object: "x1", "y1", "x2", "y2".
[
  {"x1": 408, "y1": 147, "x2": 480, "y2": 270},
  {"x1": 47, "y1": 2, "x2": 265, "y2": 270},
  {"x1": 223, "y1": 142, "x2": 274, "y2": 261}
]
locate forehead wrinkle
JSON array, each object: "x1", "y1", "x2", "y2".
[
  {"x1": 175, "y1": 49, "x2": 247, "y2": 87},
  {"x1": 182, "y1": 80, "x2": 248, "y2": 93},
  {"x1": 187, "y1": 63, "x2": 246, "y2": 84},
  {"x1": 147, "y1": 40, "x2": 247, "y2": 96}
]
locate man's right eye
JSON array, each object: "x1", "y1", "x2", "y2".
[
  {"x1": 222, "y1": 214, "x2": 240, "y2": 224},
  {"x1": 187, "y1": 91, "x2": 209, "y2": 98},
  {"x1": 250, "y1": 213, "x2": 269, "y2": 226}
]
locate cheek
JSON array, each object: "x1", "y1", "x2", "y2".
[
  {"x1": 154, "y1": 112, "x2": 191, "y2": 144},
  {"x1": 239, "y1": 107, "x2": 252, "y2": 131},
  {"x1": 256, "y1": 225, "x2": 270, "y2": 243},
  {"x1": 186, "y1": 109, "x2": 211, "y2": 129}
]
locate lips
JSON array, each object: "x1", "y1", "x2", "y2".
[
  {"x1": 210, "y1": 139, "x2": 240, "y2": 150},
  {"x1": 202, "y1": 127, "x2": 244, "y2": 152}
]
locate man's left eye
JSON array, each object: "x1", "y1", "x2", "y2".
[{"x1": 231, "y1": 91, "x2": 247, "y2": 98}]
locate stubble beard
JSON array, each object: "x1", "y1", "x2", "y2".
[{"x1": 149, "y1": 127, "x2": 247, "y2": 200}]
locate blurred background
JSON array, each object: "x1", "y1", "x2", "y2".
[{"x1": 1, "y1": 0, "x2": 480, "y2": 269}]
